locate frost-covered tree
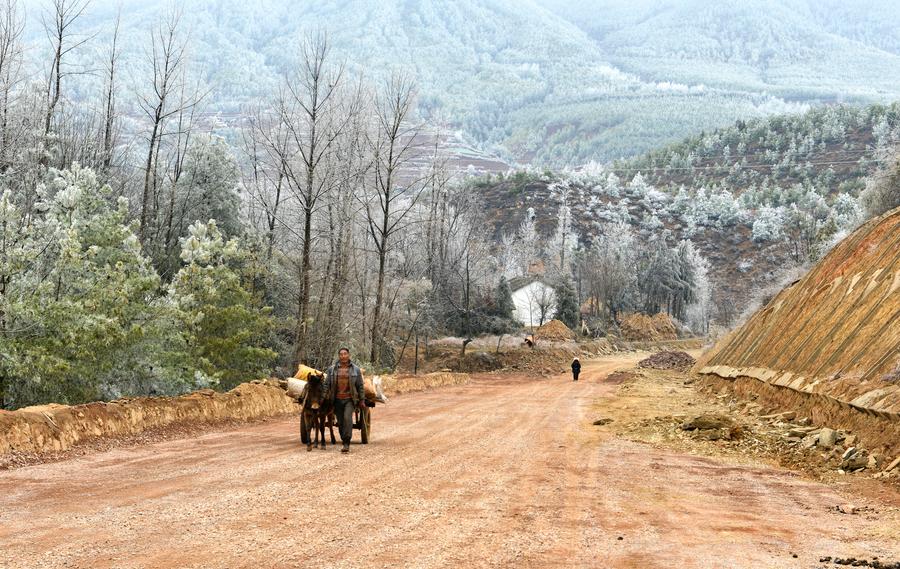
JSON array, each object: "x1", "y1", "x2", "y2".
[
  {"x1": 829, "y1": 193, "x2": 862, "y2": 230},
  {"x1": 707, "y1": 190, "x2": 745, "y2": 228},
  {"x1": 549, "y1": 183, "x2": 578, "y2": 274},
  {"x1": 498, "y1": 232, "x2": 520, "y2": 278},
  {"x1": 169, "y1": 220, "x2": 276, "y2": 390},
  {"x1": 506, "y1": 206, "x2": 540, "y2": 277},
  {"x1": 637, "y1": 236, "x2": 690, "y2": 319},
  {"x1": 0, "y1": 166, "x2": 182, "y2": 408},
  {"x1": 579, "y1": 222, "x2": 637, "y2": 321},
  {"x1": 604, "y1": 172, "x2": 621, "y2": 198},
  {"x1": 752, "y1": 206, "x2": 785, "y2": 242},
  {"x1": 860, "y1": 148, "x2": 900, "y2": 219},
  {"x1": 627, "y1": 173, "x2": 650, "y2": 198},
  {"x1": 781, "y1": 187, "x2": 832, "y2": 263},
  {"x1": 155, "y1": 134, "x2": 243, "y2": 278},
  {"x1": 680, "y1": 241, "x2": 712, "y2": 335}
]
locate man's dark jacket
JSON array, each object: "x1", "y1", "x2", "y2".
[{"x1": 324, "y1": 360, "x2": 366, "y2": 405}]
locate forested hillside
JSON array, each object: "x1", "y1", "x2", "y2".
[
  {"x1": 474, "y1": 102, "x2": 900, "y2": 327},
  {"x1": 16, "y1": 0, "x2": 900, "y2": 166},
  {"x1": 538, "y1": 0, "x2": 900, "y2": 100},
  {"x1": 615, "y1": 103, "x2": 900, "y2": 197}
]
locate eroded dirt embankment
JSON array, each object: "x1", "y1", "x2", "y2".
[{"x1": 0, "y1": 381, "x2": 298, "y2": 457}]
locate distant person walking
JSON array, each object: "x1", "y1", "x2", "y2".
[
  {"x1": 325, "y1": 347, "x2": 366, "y2": 453},
  {"x1": 572, "y1": 357, "x2": 581, "y2": 381}
]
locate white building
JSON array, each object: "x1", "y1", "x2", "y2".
[{"x1": 508, "y1": 276, "x2": 557, "y2": 328}]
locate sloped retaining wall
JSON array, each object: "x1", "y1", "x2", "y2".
[
  {"x1": 697, "y1": 207, "x2": 900, "y2": 416},
  {"x1": 695, "y1": 206, "x2": 900, "y2": 456}
]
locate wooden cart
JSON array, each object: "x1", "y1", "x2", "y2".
[{"x1": 354, "y1": 401, "x2": 374, "y2": 444}]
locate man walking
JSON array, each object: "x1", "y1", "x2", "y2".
[
  {"x1": 325, "y1": 347, "x2": 366, "y2": 453},
  {"x1": 571, "y1": 357, "x2": 581, "y2": 381}
]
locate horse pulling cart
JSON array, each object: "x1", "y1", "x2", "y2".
[{"x1": 288, "y1": 367, "x2": 384, "y2": 448}]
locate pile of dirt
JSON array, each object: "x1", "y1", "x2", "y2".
[
  {"x1": 378, "y1": 372, "x2": 471, "y2": 396},
  {"x1": 651, "y1": 313, "x2": 678, "y2": 338},
  {"x1": 495, "y1": 339, "x2": 623, "y2": 375},
  {"x1": 447, "y1": 352, "x2": 504, "y2": 373},
  {"x1": 605, "y1": 371, "x2": 638, "y2": 385},
  {"x1": 0, "y1": 380, "x2": 298, "y2": 457},
  {"x1": 638, "y1": 351, "x2": 696, "y2": 371},
  {"x1": 499, "y1": 345, "x2": 581, "y2": 374},
  {"x1": 697, "y1": 206, "x2": 900, "y2": 449},
  {"x1": 534, "y1": 319, "x2": 576, "y2": 341},
  {"x1": 618, "y1": 313, "x2": 678, "y2": 341}
]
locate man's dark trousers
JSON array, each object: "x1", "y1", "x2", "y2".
[{"x1": 334, "y1": 398, "x2": 355, "y2": 446}]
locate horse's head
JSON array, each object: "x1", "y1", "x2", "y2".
[{"x1": 303, "y1": 371, "x2": 327, "y2": 409}]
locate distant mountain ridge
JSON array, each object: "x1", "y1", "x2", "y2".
[
  {"x1": 538, "y1": 0, "x2": 900, "y2": 100},
  {"x1": 18, "y1": 0, "x2": 900, "y2": 166}
]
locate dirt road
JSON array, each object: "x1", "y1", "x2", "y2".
[{"x1": 2, "y1": 354, "x2": 899, "y2": 569}]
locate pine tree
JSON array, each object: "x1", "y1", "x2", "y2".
[
  {"x1": 494, "y1": 276, "x2": 515, "y2": 319},
  {"x1": 554, "y1": 279, "x2": 579, "y2": 330},
  {"x1": 1, "y1": 166, "x2": 183, "y2": 407},
  {"x1": 169, "y1": 220, "x2": 277, "y2": 390}
]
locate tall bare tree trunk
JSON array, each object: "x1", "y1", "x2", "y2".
[
  {"x1": 137, "y1": 9, "x2": 190, "y2": 246},
  {"x1": 366, "y1": 73, "x2": 421, "y2": 365},
  {"x1": 42, "y1": 0, "x2": 92, "y2": 145},
  {"x1": 277, "y1": 32, "x2": 349, "y2": 365},
  {"x1": 101, "y1": 9, "x2": 120, "y2": 172}
]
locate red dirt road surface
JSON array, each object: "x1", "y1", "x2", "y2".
[{"x1": 2, "y1": 354, "x2": 899, "y2": 568}]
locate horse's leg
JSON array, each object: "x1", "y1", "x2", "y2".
[
  {"x1": 319, "y1": 413, "x2": 327, "y2": 450},
  {"x1": 328, "y1": 410, "x2": 337, "y2": 444},
  {"x1": 305, "y1": 411, "x2": 313, "y2": 452},
  {"x1": 314, "y1": 413, "x2": 321, "y2": 448}
]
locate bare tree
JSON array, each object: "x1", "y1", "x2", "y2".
[
  {"x1": 42, "y1": 0, "x2": 93, "y2": 138},
  {"x1": 276, "y1": 31, "x2": 355, "y2": 364},
  {"x1": 100, "y1": 7, "x2": 121, "y2": 172},
  {"x1": 423, "y1": 126, "x2": 455, "y2": 282},
  {"x1": 156, "y1": 81, "x2": 200, "y2": 276},
  {"x1": 0, "y1": 0, "x2": 24, "y2": 173},
  {"x1": 310, "y1": 79, "x2": 369, "y2": 365},
  {"x1": 242, "y1": 103, "x2": 291, "y2": 261},
  {"x1": 364, "y1": 73, "x2": 424, "y2": 365},
  {"x1": 426, "y1": 183, "x2": 496, "y2": 356},
  {"x1": 137, "y1": 8, "x2": 192, "y2": 245}
]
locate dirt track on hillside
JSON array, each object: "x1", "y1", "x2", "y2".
[{"x1": 2, "y1": 354, "x2": 900, "y2": 569}]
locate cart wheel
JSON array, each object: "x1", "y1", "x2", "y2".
[
  {"x1": 300, "y1": 414, "x2": 309, "y2": 445},
  {"x1": 360, "y1": 407, "x2": 370, "y2": 444}
]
